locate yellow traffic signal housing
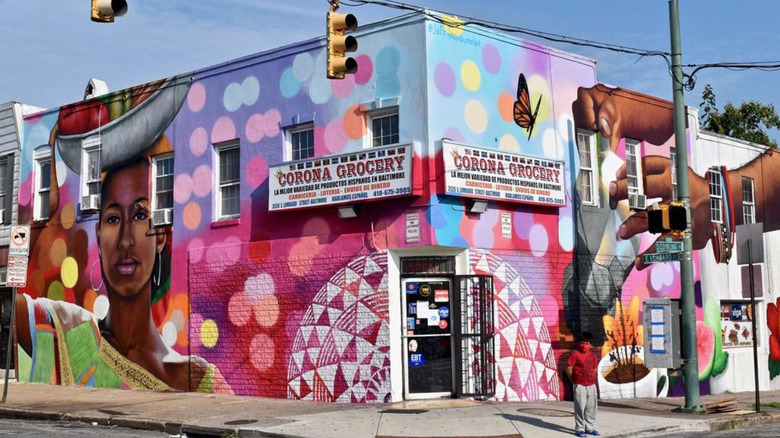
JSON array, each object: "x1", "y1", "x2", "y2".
[
  {"x1": 648, "y1": 202, "x2": 687, "y2": 234},
  {"x1": 91, "y1": 0, "x2": 128, "y2": 23},
  {"x1": 327, "y1": 12, "x2": 358, "y2": 79}
]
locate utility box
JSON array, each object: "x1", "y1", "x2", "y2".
[{"x1": 642, "y1": 298, "x2": 682, "y2": 369}]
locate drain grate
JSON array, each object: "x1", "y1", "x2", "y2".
[
  {"x1": 380, "y1": 409, "x2": 429, "y2": 414},
  {"x1": 223, "y1": 419, "x2": 259, "y2": 425}
]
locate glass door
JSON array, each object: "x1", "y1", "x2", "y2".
[{"x1": 402, "y1": 278, "x2": 453, "y2": 399}]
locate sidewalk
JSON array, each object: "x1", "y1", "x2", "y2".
[{"x1": 2, "y1": 381, "x2": 780, "y2": 438}]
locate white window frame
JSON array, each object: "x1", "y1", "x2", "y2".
[
  {"x1": 286, "y1": 123, "x2": 315, "y2": 161},
  {"x1": 742, "y1": 177, "x2": 755, "y2": 225},
  {"x1": 152, "y1": 154, "x2": 174, "y2": 213},
  {"x1": 34, "y1": 148, "x2": 52, "y2": 221},
  {"x1": 708, "y1": 168, "x2": 723, "y2": 223},
  {"x1": 81, "y1": 137, "x2": 102, "y2": 198},
  {"x1": 215, "y1": 141, "x2": 241, "y2": 220},
  {"x1": 669, "y1": 147, "x2": 678, "y2": 201},
  {"x1": 366, "y1": 107, "x2": 399, "y2": 148},
  {"x1": 624, "y1": 139, "x2": 644, "y2": 196},
  {"x1": 577, "y1": 130, "x2": 599, "y2": 206}
]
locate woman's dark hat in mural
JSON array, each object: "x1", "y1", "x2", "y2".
[{"x1": 56, "y1": 74, "x2": 193, "y2": 174}]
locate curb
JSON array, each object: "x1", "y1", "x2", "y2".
[{"x1": 0, "y1": 406, "x2": 308, "y2": 438}]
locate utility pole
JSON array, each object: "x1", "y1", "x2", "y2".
[{"x1": 668, "y1": 0, "x2": 705, "y2": 413}]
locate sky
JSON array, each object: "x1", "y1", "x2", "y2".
[{"x1": 1, "y1": 0, "x2": 779, "y2": 140}]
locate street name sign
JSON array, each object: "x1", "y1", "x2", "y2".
[
  {"x1": 642, "y1": 252, "x2": 682, "y2": 264},
  {"x1": 655, "y1": 240, "x2": 683, "y2": 253}
]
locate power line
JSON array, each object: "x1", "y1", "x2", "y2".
[{"x1": 338, "y1": 0, "x2": 670, "y2": 60}]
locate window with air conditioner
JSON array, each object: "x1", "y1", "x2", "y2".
[
  {"x1": 215, "y1": 141, "x2": 240, "y2": 219},
  {"x1": 742, "y1": 177, "x2": 755, "y2": 225},
  {"x1": 367, "y1": 108, "x2": 399, "y2": 148},
  {"x1": 708, "y1": 168, "x2": 723, "y2": 223},
  {"x1": 34, "y1": 150, "x2": 51, "y2": 221},
  {"x1": 152, "y1": 154, "x2": 174, "y2": 227},
  {"x1": 81, "y1": 140, "x2": 102, "y2": 212},
  {"x1": 577, "y1": 130, "x2": 598, "y2": 206},
  {"x1": 287, "y1": 123, "x2": 314, "y2": 161}
]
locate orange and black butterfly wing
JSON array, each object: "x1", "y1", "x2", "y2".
[{"x1": 513, "y1": 74, "x2": 533, "y2": 129}]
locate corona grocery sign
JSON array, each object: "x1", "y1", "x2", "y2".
[
  {"x1": 268, "y1": 144, "x2": 413, "y2": 211},
  {"x1": 442, "y1": 140, "x2": 566, "y2": 207}
]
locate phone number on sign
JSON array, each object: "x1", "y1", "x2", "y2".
[{"x1": 373, "y1": 187, "x2": 411, "y2": 197}]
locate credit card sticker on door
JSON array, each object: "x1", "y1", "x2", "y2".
[{"x1": 410, "y1": 353, "x2": 424, "y2": 366}]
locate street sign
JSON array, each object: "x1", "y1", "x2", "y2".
[
  {"x1": 9, "y1": 225, "x2": 31, "y2": 257},
  {"x1": 642, "y1": 252, "x2": 682, "y2": 264},
  {"x1": 656, "y1": 239, "x2": 683, "y2": 253},
  {"x1": 7, "y1": 255, "x2": 29, "y2": 287}
]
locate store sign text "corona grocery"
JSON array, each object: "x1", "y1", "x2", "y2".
[
  {"x1": 442, "y1": 140, "x2": 566, "y2": 207},
  {"x1": 269, "y1": 144, "x2": 413, "y2": 211}
]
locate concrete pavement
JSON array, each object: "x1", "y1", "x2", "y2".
[{"x1": 1, "y1": 381, "x2": 780, "y2": 437}]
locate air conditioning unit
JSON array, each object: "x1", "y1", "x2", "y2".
[
  {"x1": 628, "y1": 193, "x2": 647, "y2": 211},
  {"x1": 152, "y1": 209, "x2": 173, "y2": 227},
  {"x1": 82, "y1": 194, "x2": 100, "y2": 212}
]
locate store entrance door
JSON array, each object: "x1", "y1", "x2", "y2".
[{"x1": 401, "y1": 278, "x2": 453, "y2": 399}]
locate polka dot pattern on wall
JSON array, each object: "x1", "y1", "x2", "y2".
[
  {"x1": 498, "y1": 134, "x2": 520, "y2": 152},
  {"x1": 245, "y1": 109, "x2": 281, "y2": 143},
  {"x1": 189, "y1": 127, "x2": 209, "y2": 156},
  {"x1": 460, "y1": 60, "x2": 481, "y2": 92},
  {"x1": 200, "y1": 319, "x2": 219, "y2": 348},
  {"x1": 60, "y1": 257, "x2": 78, "y2": 288},
  {"x1": 250, "y1": 333, "x2": 275, "y2": 372},
  {"x1": 228, "y1": 291, "x2": 253, "y2": 326},
  {"x1": 174, "y1": 173, "x2": 193, "y2": 204},
  {"x1": 464, "y1": 100, "x2": 488, "y2": 133},
  {"x1": 223, "y1": 76, "x2": 260, "y2": 112},
  {"x1": 324, "y1": 117, "x2": 348, "y2": 153},
  {"x1": 331, "y1": 75, "x2": 355, "y2": 98},
  {"x1": 343, "y1": 104, "x2": 366, "y2": 140},
  {"x1": 187, "y1": 82, "x2": 207, "y2": 112},
  {"x1": 434, "y1": 63, "x2": 456, "y2": 97},
  {"x1": 293, "y1": 52, "x2": 314, "y2": 81},
  {"x1": 280, "y1": 68, "x2": 302, "y2": 99},
  {"x1": 529, "y1": 223, "x2": 549, "y2": 257},
  {"x1": 498, "y1": 92, "x2": 514, "y2": 123},
  {"x1": 211, "y1": 116, "x2": 236, "y2": 144},
  {"x1": 183, "y1": 202, "x2": 202, "y2": 230},
  {"x1": 192, "y1": 165, "x2": 213, "y2": 198},
  {"x1": 482, "y1": 44, "x2": 502, "y2": 74},
  {"x1": 354, "y1": 55, "x2": 373, "y2": 85}
]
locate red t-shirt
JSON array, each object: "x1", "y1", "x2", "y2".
[{"x1": 567, "y1": 349, "x2": 598, "y2": 386}]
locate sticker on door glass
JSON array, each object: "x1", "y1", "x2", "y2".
[
  {"x1": 438, "y1": 319, "x2": 448, "y2": 330},
  {"x1": 406, "y1": 282, "x2": 418, "y2": 294},
  {"x1": 428, "y1": 313, "x2": 440, "y2": 326},
  {"x1": 408, "y1": 339, "x2": 418, "y2": 352},
  {"x1": 408, "y1": 302, "x2": 417, "y2": 315},
  {"x1": 438, "y1": 306, "x2": 449, "y2": 319},
  {"x1": 407, "y1": 317, "x2": 416, "y2": 330},
  {"x1": 434, "y1": 289, "x2": 448, "y2": 302},
  {"x1": 410, "y1": 353, "x2": 424, "y2": 366},
  {"x1": 416, "y1": 301, "x2": 429, "y2": 318},
  {"x1": 419, "y1": 285, "x2": 431, "y2": 297}
]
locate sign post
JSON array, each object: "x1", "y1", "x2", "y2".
[{"x1": 3, "y1": 225, "x2": 30, "y2": 403}]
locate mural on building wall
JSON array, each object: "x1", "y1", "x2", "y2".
[
  {"x1": 16, "y1": 13, "x2": 779, "y2": 404},
  {"x1": 14, "y1": 75, "x2": 235, "y2": 392}
]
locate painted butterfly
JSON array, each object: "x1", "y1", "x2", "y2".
[{"x1": 513, "y1": 73, "x2": 542, "y2": 140}]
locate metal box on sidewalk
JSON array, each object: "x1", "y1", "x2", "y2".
[{"x1": 642, "y1": 298, "x2": 681, "y2": 369}]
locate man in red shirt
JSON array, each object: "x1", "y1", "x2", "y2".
[{"x1": 566, "y1": 331, "x2": 599, "y2": 437}]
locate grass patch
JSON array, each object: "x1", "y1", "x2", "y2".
[{"x1": 759, "y1": 401, "x2": 780, "y2": 409}]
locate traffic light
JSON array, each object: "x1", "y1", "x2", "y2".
[
  {"x1": 327, "y1": 11, "x2": 358, "y2": 79},
  {"x1": 91, "y1": 0, "x2": 128, "y2": 23},
  {"x1": 647, "y1": 202, "x2": 687, "y2": 234}
]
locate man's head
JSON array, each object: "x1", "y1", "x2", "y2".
[{"x1": 578, "y1": 331, "x2": 593, "y2": 352}]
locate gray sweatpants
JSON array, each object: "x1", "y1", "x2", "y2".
[{"x1": 573, "y1": 383, "x2": 597, "y2": 432}]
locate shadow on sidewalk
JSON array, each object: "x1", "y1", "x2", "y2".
[{"x1": 497, "y1": 413, "x2": 574, "y2": 435}]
